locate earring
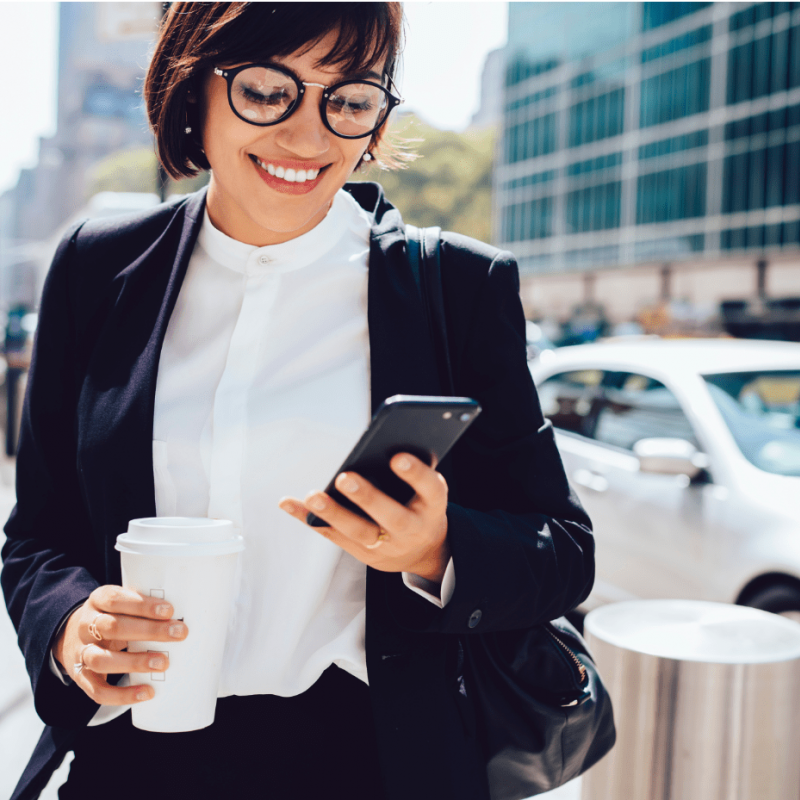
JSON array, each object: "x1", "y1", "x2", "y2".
[
  {"x1": 185, "y1": 126, "x2": 192, "y2": 134},
  {"x1": 362, "y1": 152, "x2": 372, "y2": 162}
]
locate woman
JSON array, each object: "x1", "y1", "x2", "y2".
[{"x1": 2, "y1": 4, "x2": 594, "y2": 799}]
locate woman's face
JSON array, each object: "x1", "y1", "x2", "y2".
[{"x1": 199, "y1": 32, "x2": 382, "y2": 246}]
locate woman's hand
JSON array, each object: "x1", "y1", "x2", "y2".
[
  {"x1": 53, "y1": 585, "x2": 189, "y2": 705},
  {"x1": 279, "y1": 453, "x2": 450, "y2": 584}
]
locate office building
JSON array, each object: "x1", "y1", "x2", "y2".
[{"x1": 495, "y1": 2, "x2": 800, "y2": 325}]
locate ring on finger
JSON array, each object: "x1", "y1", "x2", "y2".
[
  {"x1": 73, "y1": 643, "x2": 93, "y2": 675},
  {"x1": 365, "y1": 528, "x2": 390, "y2": 550},
  {"x1": 88, "y1": 612, "x2": 105, "y2": 641}
]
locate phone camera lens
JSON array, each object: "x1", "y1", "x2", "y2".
[
  {"x1": 460, "y1": 413, "x2": 471, "y2": 422},
  {"x1": 442, "y1": 412, "x2": 453, "y2": 420}
]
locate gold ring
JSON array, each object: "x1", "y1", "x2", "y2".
[
  {"x1": 88, "y1": 612, "x2": 104, "y2": 641},
  {"x1": 365, "y1": 528, "x2": 390, "y2": 550},
  {"x1": 73, "y1": 643, "x2": 92, "y2": 675}
]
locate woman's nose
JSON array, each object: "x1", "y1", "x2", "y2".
[{"x1": 274, "y1": 91, "x2": 330, "y2": 157}]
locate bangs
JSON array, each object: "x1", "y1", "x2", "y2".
[{"x1": 204, "y1": 3, "x2": 402, "y2": 77}]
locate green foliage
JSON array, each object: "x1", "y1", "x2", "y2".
[
  {"x1": 352, "y1": 114, "x2": 495, "y2": 243},
  {"x1": 86, "y1": 147, "x2": 209, "y2": 201}
]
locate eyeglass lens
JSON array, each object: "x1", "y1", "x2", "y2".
[{"x1": 230, "y1": 67, "x2": 389, "y2": 137}]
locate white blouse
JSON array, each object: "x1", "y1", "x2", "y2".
[
  {"x1": 153, "y1": 189, "x2": 377, "y2": 698},
  {"x1": 60, "y1": 189, "x2": 454, "y2": 726}
]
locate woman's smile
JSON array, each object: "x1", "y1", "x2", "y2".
[{"x1": 248, "y1": 155, "x2": 329, "y2": 194}]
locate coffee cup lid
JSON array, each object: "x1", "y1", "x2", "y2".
[{"x1": 116, "y1": 517, "x2": 244, "y2": 556}]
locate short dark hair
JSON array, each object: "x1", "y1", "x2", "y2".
[{"x1": 145, "y1": 2, "x2": 404, "y2": 179}]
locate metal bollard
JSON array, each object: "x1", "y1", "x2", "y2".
[{"x1": 582, "y1": 600, "x2": 800, "y2": 800}]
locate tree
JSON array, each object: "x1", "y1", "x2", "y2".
[
  {"x1": 86, "y1": 147, "x2": 209, "y2": 200},
  {"x1": 352, "y1": 114, "x2": 496, "y2": 243}
]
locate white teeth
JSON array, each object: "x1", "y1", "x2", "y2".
[{"x1": 255, "y1": 158, "x2": 321, "y2": 183}]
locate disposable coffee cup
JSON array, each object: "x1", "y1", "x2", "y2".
[{"x1": 115, "y1": 517, "x2": 244, "y2": 732}]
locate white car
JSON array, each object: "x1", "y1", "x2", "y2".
[{"x1": 529, "y1": 339, "x2": 800, "y2": 620}]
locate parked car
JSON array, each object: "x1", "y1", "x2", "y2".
[
  {"x1": 529, "y1": 338, "x2": 800, "y2": 620},
  {"x1": 525, "y1": 320, "x2": 557, "y2": 361}
]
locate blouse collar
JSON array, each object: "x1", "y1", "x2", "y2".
[{"x1": 198, "y1": 189, "x2": 356, "y2": 275}]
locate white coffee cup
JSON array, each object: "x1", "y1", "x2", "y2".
[{"x1": 115, "y1": 517, "x2": 244, "y2": 732}]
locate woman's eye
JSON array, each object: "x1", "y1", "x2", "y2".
[
  {"x1": 240, "y1": 86, "x2": 288, "y2": 106},
  {"x1": 329, "y1": 96, "x2": 373, "y2": 114}
]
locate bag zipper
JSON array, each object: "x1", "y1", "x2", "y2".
[{"x1": 545, "y1": 625, "x2": 588, "y2": 691}]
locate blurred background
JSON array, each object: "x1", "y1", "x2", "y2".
[{"x1": 2, "y1": 3, "x2": 800, "y2": 799}]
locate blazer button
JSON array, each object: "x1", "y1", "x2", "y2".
[{"x1": 468, "y1": 609, "x2": 482, "y2": 629}]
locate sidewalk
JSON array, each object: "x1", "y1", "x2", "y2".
[
  {"x1": 0, "y1": 454, "x2": 73, "y2": 798},
  {"x1": 0, "y1": 453, "x2": 580, "y2": 799}
]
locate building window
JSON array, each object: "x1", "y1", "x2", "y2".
[
  {"x1": 568, "y1": 88, "x2": 625, "y2": 147},
  {"x1": 504, "y1": 113, "x2": 557, "y2": 164},
  {"x1": 724, "y1": 105, "x2": 800, "y2": 140},
  {"x1": 566, "y1": 182, "x2": 622, "y2": 233},
  {"x1": 727, "y1": 25, "x2": 800, "y2": 104},
  {"x1": 642, "y1": 2, "x2": 711, "y2": 32},
  {"x1": 640, "y1": 59, "x2": 710, "y2": 127},
  {"x1": 503, "y1": 170, "x2": 556, "y2": 191},
  {"x1": 723, "y1": 140, "x2": 800, "y2": 212},
  {"x1": 639, "y1": 130, "x2": 708, "y2": 160},
  {"x1": 641, "y1": 25, "x2": 712, "y2": 63},
  {"x1": 502, "y1": 197, "x2": 554, "y2": 242},
  {"x1": 505, "y1": 52, "x2": 560, "y2": 88},
  {"x1": 567, "y1": 152, "x2": 623, "y2": 175},
  {"x1": 730, "y1": 2, "x2": 791, "y2": 32},
  {"x1": 636, "y1": 163, "x2": 707, "y2": 223},
  {"x1": 505, "y1": 86, "x2": 558, "y2": 113}
]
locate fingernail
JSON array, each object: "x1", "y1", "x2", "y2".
[
  {"x1": 148, "y1": 655, "x2": 166, "y2": 669},
  {"x1": 396, "y1": 456, "x2": 412, "y2": 471},
  {"x1": 279, "y1": 500, "x2": 297, "y2": 514},
  {"x1": 136, "y1": 688, "x2": 152, "y2": 701},
  {"x1": 155, "y1": 604, "x2": 172, "y2": 618},
  {"x1": 308, "y1": 494, "x2": 327, "y2": 511},
  {"x1": 169, "y1": 623, "x2": 186, "y2": 638},
  {"x1": 341, "y1": 476, "x2": 359, "y2": 493}
]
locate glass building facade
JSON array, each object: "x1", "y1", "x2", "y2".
[{"x1": 494, "y1": 2, "x2": 800, "y2": 275}]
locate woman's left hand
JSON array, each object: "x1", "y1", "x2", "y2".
[{"x1": 279, "y1": 453, "x2": 450, "y2": 584}]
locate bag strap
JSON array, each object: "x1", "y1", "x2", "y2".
[{"x1": 405, "y1": 225, "x2": 455, "y2": 396}]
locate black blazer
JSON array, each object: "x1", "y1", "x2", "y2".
[{"x1": 2, "y1": 182, "x2": 594, "y2": 800}]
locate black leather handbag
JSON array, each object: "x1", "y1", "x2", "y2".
[{"x1": 406, "y1": 225, "x2": 616, "y2": 799}]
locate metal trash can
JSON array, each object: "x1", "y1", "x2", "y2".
[{"x1": 582, "y1": 600, "x2": 800, "y2": 800}]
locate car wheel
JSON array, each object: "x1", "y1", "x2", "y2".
[{"x1": 742, "y1": 583, "x2": 800, "y2": 625}]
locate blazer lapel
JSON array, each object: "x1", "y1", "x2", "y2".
[{"x1": 77, "y1": 190, "x2": 206, "y2": 579}]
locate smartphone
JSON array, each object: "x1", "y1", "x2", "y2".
[{"x1": 306, "y1": 395, "x2": 481, "y2": 527}]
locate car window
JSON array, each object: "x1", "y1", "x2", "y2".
[
  {"x1": 538, "y1": 369, "x2": 604, "y2": 436},
  {"x1": 593, "y1": 371, "x2": 700, "y2": 451},
  {"x1": 704, "y1": 370, "x2": 800, "y2": 476}
]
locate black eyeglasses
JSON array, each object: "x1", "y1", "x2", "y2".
[{"x1": 213, "y1": 63, "x2": 403, "y2": 139}]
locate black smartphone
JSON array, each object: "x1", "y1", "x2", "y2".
[{"x1": 306, "y1": 395, "x2": 481, "y2": 527}]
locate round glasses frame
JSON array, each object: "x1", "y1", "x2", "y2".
[{"x1": 212, "y1": 64, "x2": 404, "y2": 140}]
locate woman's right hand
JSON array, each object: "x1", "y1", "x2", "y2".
[{"x1": 53, "y1": 585, "x2": 189, "y2": 705}]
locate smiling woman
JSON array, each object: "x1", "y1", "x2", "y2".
[{"x1": 1, "y1": 4, "x2": 597, "y2": 800}]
